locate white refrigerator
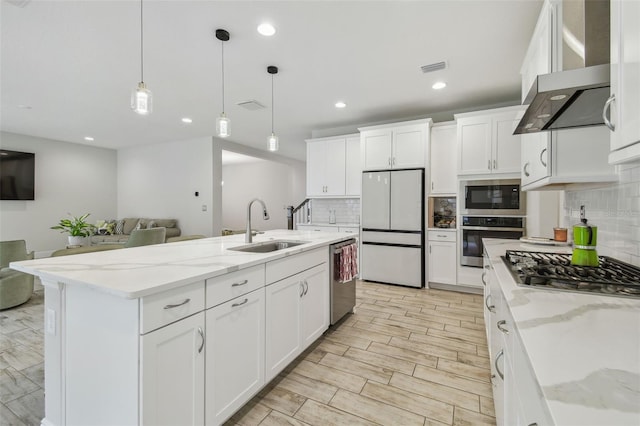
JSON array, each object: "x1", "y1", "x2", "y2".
[{"x1": 360, "y1": 169, "x2": 424, "y2": 287}]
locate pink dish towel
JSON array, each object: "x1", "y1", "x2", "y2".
[{"x1": 337, "y1": 243, "x2": 358, "y2": 283}]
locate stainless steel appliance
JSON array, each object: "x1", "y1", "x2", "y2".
[
  {"x1": 361, "y1": 169, "x2": 424, "y2": 288},
  {"x1": 330, "y1": 239, "x2": 357, "y2": 324},
  {"x1": 503, "y1": 250, "x2": 640, "y2": 299},
  {"x1": 461, "y1": 216, "x2": 525, "y2": 267},
  {"x1": 461, "y1": 179, "x2": 525, "y2": 216}
]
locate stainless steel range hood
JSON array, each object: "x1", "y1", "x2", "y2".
[{"x1": 514, "y1": 0, "x2": 610, "y2": 135}]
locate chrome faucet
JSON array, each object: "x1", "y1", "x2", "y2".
[{"x1": 246, "y1": 198, "x2": 270, "y2": 243}]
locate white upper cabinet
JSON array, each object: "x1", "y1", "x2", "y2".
[
  {"x1": 359, "y1": 119, "x2": 431, "y2": 171},
  {"x1": 306, "y1": 134, "x2": 361, "y2": 197},
  {"x1": 456, "y1": 106, "x2": 523, "y2": 177},
  {"x1": 608, "y1": 0, "x2": 640, "y2": 164},
  {"x1": 429, "y1": 122, "x2": 457, "y2": 194}
]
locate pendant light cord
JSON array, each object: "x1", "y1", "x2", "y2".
[
  {"x1": 271, "y1": 74, "x2": 275, "y2": 134},
  {"x1": 140, "y1": 0, "x2": 144, "y2": 83},
  {"x1": 221, "y1": 41, "x2": 225, "y2": 114}
]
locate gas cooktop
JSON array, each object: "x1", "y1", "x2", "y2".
[{"x1": 502, "y1": 250, "x2": 640, "y2": 298}]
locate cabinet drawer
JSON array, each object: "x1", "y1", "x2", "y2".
[
  {"x1": 206, "y1": 264, "x2": 265, "y2": 308},
  {"x1": 428, "y1": 230, "x2": 456, "y2": 242},
  {"x1": 266, "y1": 247, "x2": 328, "y2": 284},
  {"x1": 140, "y1": 281, "x2": 205, "y2": 334}
]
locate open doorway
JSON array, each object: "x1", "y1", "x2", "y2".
[{"x1": 221, "y1": 150, "x2": 305, "y2": 235}]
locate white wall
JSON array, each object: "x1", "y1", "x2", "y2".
[
  {"x1": 0, "y1": 132, "x2": 117, "y2": 254},
  {"x1": 117, "y1": 137, "x2": 214, "y2": 237},
  {"x1": 222, "y1": 159, "x2": 306, "y2": 231}
]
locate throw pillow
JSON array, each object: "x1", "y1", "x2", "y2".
[
  {"x1": 134, "y1": 220, "x2": 146, "y2": 231},
  {"x1": 115, "y1": 219, "x2": 125, "y2": 235},
  {"x1": 105, "y1": 221, "x2": 116, "y2": 235},
  {"x1": 147, "y1": 220, "x2": 156, "y2": 229}
]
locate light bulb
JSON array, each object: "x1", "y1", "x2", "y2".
[
  {"x1": 268, "y1": 133, "x2": 279, "y2": 151},
  {"x1": 131, "y1": 82, "x2": 152, "y2": 115},
  {"x1": 216, "y1": 114, "x2": 230, "y2": 138}
]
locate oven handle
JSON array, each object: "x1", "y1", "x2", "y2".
[{"x1": 462, "y1": 226, "x2": 525, "y2": 232}]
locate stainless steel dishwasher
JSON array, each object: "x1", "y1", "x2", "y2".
[{"x1": 330, "y1": 239, "x2": 357, "y2": 325}]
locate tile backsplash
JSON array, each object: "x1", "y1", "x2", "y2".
[
  {"x1": 309, "y1": 198, "x2": 360, "y2": 224},
  {"x1": 562, "y1": 163, "x2": 640, "y2": 266}
]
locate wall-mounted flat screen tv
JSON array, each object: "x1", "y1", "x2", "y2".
[{"x1": 0, "y1": 149, "x2": 35, "y2": 200}]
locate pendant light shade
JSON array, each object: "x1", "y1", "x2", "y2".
[
  {"x1": 131, "y1": 0, "x2": 152, "y2": 115},
  {"x1": 216, "y1": 29, "x2": 230, "y2": 138},
  {"x1": 267, "y1": 65, "x2": 279, "y2": 152}
]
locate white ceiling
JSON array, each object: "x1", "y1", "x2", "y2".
[{"x1": 1, "y1": 0, "x2": 543, "y2": 162}]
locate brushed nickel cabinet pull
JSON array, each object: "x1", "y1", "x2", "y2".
[
  {"x1": 523, "y1": 162, "x2": 530, "y2": 177},
  {"x1": 197, "y1": 327, "x2": 204, "y2": 353},
  {"x1": 539, "y1": 148, "x2": 547, "y2": 167},
  {"x1": 231, "y1": 298, "x2": 249, "y2": 308},
  {"x1": 164, "y1": 298, "x2": 191, "y2": 310},
  {"x1": 231, "y1": 280, "x2": 248, "y2": 287},
  {"x1": 481, "y1": 271, "x2": 487, "y2": 286},
  {"x1": 497, "y1": 319, "x2": 509, "y2": 334},
  {"x1": 603, "y1": 94, "x2": 616, "y2": 131},
  {"x1": 485, "y1": 295, "x2": 495, "y2": 313},
  {"x1": 488, "y1": 160, "x2": 491, "y2": 170},
  {"x1": 495, "y1": 349, "x2": 504, "y2": 380}
]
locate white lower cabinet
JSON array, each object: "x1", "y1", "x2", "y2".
[
  {"x1": 140, "y1": 312, "x2": 205, "y2": 426},
  {"x1": 266, "y1": 263, "x2": 328, "y2": 381},
  {"x1": 428, "y1": 230, "x2": 457, "y2": 286},
  {"x1": 205, "y1": 288, "x2": 265, "y2": 425}
]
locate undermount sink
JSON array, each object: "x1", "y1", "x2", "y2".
[{"x1": 229, "y1": 240, "x2": 309, "y2": 253}]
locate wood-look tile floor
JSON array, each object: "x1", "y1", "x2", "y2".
[
  {"x1": 226, "y1": 281, "x2": 496, "y2": 426},
  {"x1": 0, "y1": 281, "x2": 495, "y2": 426}
]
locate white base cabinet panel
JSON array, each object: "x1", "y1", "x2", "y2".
[
  {"x1": 206, "y1": 288, "x2": 265, "y2": 425},
  {"x1": 141, "y1": 312, "x2": 205, "y2": 426},
  {"x1": 428, "y1": 240, "x2": 456, "y2": 285}
]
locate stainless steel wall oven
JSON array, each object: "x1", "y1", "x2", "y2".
[{"x1": 461, "y1": 216, "x2": 525, "y2": 267}]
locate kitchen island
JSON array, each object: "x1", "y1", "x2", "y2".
[
  {"x1": 11, "y1": 230, "x2": 353, "y2": 426},
  {"x1": 483, "y1": 239, "x2": 640, "y2": 426}
]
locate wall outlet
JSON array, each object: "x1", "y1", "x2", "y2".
[{"x1": 202, "y1": 205, "x2": 207, "y2": 212}]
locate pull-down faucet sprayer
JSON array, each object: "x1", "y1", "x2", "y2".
[{"x1": 246, "y1": 198, "x2": 270, "y2": 243}]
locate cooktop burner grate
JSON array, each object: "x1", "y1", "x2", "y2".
[{"x1": 502, "y1": 250, "x2": 640, "y2": 298}]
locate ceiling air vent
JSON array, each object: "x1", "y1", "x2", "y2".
[
  {"x1": 236, "y1": 100, "x2": 266, "y2": 111},
  {"x1": 420, "y1": 61, "x2": 447, "y2": 74},
  {"x1": 4, "y1": 0, "x2": 31, "y2": 7}
]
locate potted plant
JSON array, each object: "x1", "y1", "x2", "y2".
[{"x1": 51, "y1": 213, "x2": 94, "y2": 246}]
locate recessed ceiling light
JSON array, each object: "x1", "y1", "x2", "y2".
[
  {"x1": 181, "y1": 117, "x2": 193, "y2": 124},
  {"x1": 17, "y1": 104, "x2": 32, "y2": 109},
  {"x1": 432, "y1": 82, "x2": 447, "y2": 90},
  {"x1": 84, "y1": 136, "x2": 94, "y2": 141},
  {"x1": 257, "y1": 23, "x2": 276, "y2": 36},
  {"x1": 550, "y1": 94, "x2": 567, "y2": 101},
  {"x1": 335, "y1": 101, "x2": 347, "y2": 108}
]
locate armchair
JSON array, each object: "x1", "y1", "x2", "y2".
[{"x1": 0, "y1": 240, "x2": 35, "y2": 310}]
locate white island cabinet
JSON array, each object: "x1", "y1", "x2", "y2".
[{"x1": 10, "y1": 230, "x2": 349, "y2": 426}]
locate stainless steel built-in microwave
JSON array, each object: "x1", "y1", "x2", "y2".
[{"x1": 461, "y1": 179, "x2": 525, "y2": 216}]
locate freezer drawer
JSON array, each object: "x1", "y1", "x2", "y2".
[{"x1": 361, "y1": 244, "x2": 423, "y2": 288}]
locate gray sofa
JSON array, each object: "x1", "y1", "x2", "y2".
[{"x1": 90, "y1": 218, "x2": 181, "y2": 245}]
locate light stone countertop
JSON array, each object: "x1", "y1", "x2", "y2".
[
  {"x1": 483, "y1": 238, "x2": 640, "y2": 426},
  {"x1": 11, "y1": 230, "x2": 353, "y2": 299}
]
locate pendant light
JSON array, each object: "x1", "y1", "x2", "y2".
[
  {"x1": 131, "y1": 0, "x2": 152, "y2": 115},
  {"x1": 215, "y1": 29, "x2": 230, "y2": 138},
  {"x1": 267, "y1": 65, "x2": 279, "y2": 151}
]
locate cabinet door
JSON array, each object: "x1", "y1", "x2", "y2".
[
  {"x1": 306, "y1": 141, "x2": 327, "y2": 196},
  {"x1": 428, "y1": 241, "x2": 456, "y2": 285},
  {"x1": 300, "y1": 264, "x2": 329, "y2": 349},
  {"x1": 345, "y1": 136, "x2": 361, "y2": 196},
  {"x1": 206, "y1": 288, "x2": 265, "y2": 425},
  {"x1": 492, "y1": 115, "x2": 521, "y2": 174},
  {"x1": 392, "y1": 126, "x2": 425, "y2": 168},
  {"x1": 362, "y1": 130, "x2": 392, "y2": 170},
  {"x1": 521, "y1": 132, "x2": 551, "y2": 186},
  {"x1": 457, "y1": 117, "x2": 492, "y2": 175},
  {"x1": 265, "y1": 275, "x2": 302, "y2": 381},
  {"x1": 610, "y1": 0, "x2": 640, "y2": 152},
  {"x1": 324, "y1": 138, "x2": 346, "y2": 196},
  {"x1": 140, "y1": 312, "x2": 205, "y2": 426},
  {"x1": 429, "y1": 124, "x2": 457, "y2": 194}
]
